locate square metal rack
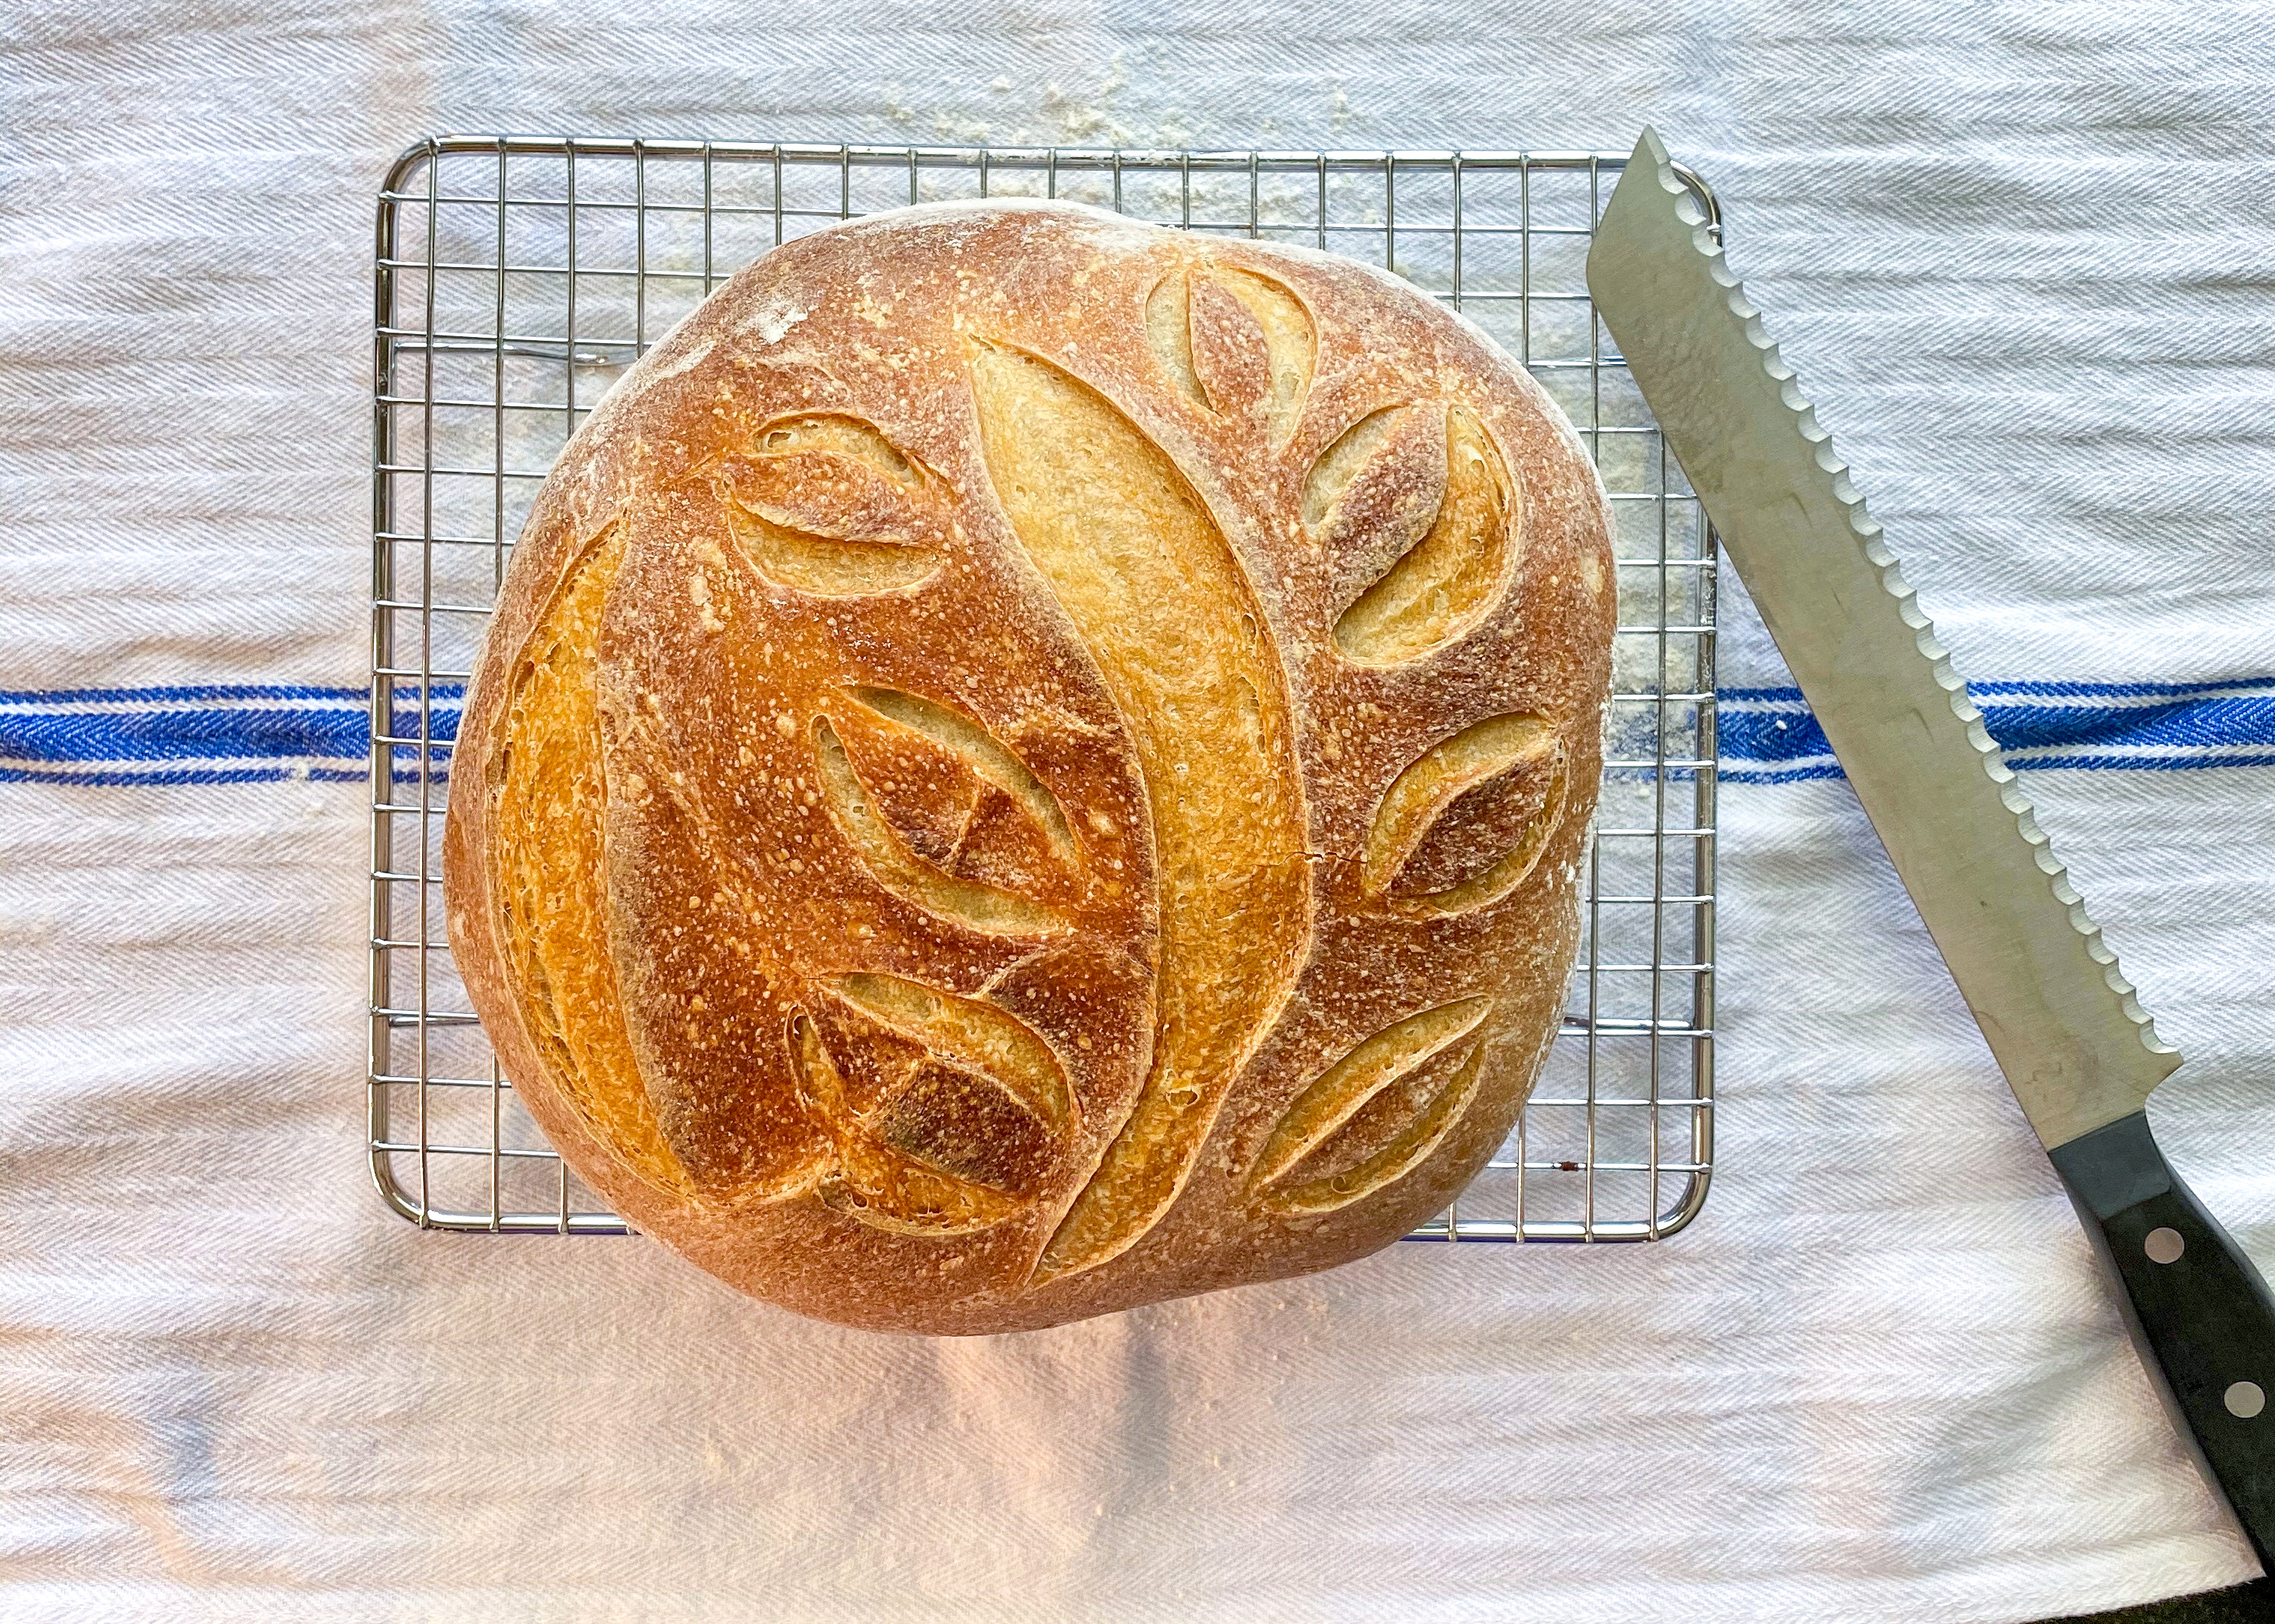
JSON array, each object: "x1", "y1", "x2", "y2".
[{"x1": 370, "y1": 137, "x2": 1718, "y2": 1244}]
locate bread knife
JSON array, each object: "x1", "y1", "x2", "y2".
[{"x1": 1587, "y1": 126, "x2": 2275, "y2": 1565}]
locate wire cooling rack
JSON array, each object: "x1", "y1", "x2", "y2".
[{"x1": 370, "y1": 138, "x2": 1718, "y2": 1244}]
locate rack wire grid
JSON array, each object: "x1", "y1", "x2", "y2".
[{"x1": 370, "y1": 136, "x2": 1718, "y2": 1244}]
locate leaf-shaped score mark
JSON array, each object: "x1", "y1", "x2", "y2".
[
  {"x1": 1324, "y1": 405, "x2": 1517, "y2": 666},
  {"x1": 788, "y1": 976, "x2": 1074, "y2": 1235},
  {"x1": 830, "y1": 971, "x2": 1074, "y2": 1134},
  {"x1": 1302, "y1": 405, "x2": 1443, "y2": 565},
  {"x1": 967, "y1": 340, "x2": 1311, "y2": 1284},
  {"x1": 1363, "y1": 714, "x2": 1569, "y2": 918},
  {"x1": 1144, "y1": 267, "x2": 1315, "y2": 445},
  {"x1": 813, "y1": 712, "x2": 1073, "y2": 939},
  {"x1": 1246, "y1": 997, "x2": 1495, "y2": 1216},
  {"x1": 721, "y1": 414, "x2": 943, "y2": 596},
  {"x1": 790, "y1": 1012, "x2": 1025, "y2": 1236},
  {"x1": 846, "y1": 686, "x2": 1077, "y2": 864}
]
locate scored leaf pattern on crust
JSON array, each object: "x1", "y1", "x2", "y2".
[
  {"x1": 812, "y1": 677, "x2": 1082, "y2": 939},
  {"x1": 846, "y1": 685, "x2": 1077, "y2": 862},
  {"x1": 967, "y1": 338, "x2": 1312, "y2": 1284},
  {"x1": 1328, "y1": 406, "x2": 1518, "y2": 666},
  {"x1": 809, "y1": 973, "x2": 1071, "y2": 1204},
  {"x1": 606, "y1": 410, "x2": 1106, "y2": 1237},
  {"x1": 789, "y1": 1012, "x2": 1027, "y2": 1235},
  {"x1": 1246, "y1": 997, "x2": 1490, "y2": 1191},
  {"x1": 827, "y1": 971, "x2": 1074, "y2": 1134},
  {"x1": 539, "y1": 241, "x2": 1565, "y2": 1261},
  {"x1": 812, "y1": 715, "x2": 1074, "y2": 938},
  {"x1": 1253, "y1": 1044, "x2": 1489, "y2": 1216},
  {"x1": 1246, "y1": 997, "x2": 1495, "y2": 1216},
  {"x1": 1362, "y1": 713, "x2": 1569, "y2": 918},
  {"x1": 720, "y1": 413, "x2": 943, "y2": 595},
  {"x1": 1301, "y1": 405, "x2": 1445, "y2": 566},
  {"x1": 1144, "y1": 267, "x2": 1315, "y2": 445}
]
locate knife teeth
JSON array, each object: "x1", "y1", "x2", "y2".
[{"x1": 1624, "y1": 126, "x2": 2179, "y2": 1070}]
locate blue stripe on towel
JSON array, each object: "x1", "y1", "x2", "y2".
[
  {"x1": 0, "y1": 686, "x2": 461, "y2": 787},
  {"x1": 0, "y1": 704, "x2": 371, "y2": 765},
  {"x1": 1, "y1": 678, "x2": 2270, "y2": 787},
  {"x1": 1720, "y1": 678, "x2": 2275, "y2": 783}
]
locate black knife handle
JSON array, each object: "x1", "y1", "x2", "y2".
[{"x1": 2050, "y1": 1110, "x2": 2275, "y2": 1568}]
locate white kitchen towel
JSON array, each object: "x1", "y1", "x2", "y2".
[{"x1": 5, "y1": 3, "x2": 2274, "y2": 1621}]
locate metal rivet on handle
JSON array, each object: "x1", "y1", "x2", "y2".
[
  {"x1": 2225, "y1": 1382, "x2": 2265, "y2": 1420},
  {"x1": 2144, "y1": 1227, "x2": 2185, "y2": 1264}
]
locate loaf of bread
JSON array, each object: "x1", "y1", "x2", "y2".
[{"x1": 443, "y1": 200, "x2": 1614, "y2": 1334}]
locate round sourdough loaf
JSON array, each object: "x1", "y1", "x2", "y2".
[{"x1": 443, "y1": 200, "x2": 1615, "y2": 1334}]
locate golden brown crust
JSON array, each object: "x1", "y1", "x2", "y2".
[{"x1": 443, "y1": 200, "x2": 1615, "y2": 1334}]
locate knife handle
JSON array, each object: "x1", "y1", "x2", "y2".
[{"x1": 2050, "y1": 1110, "x2": 2275, "y2": 1567}]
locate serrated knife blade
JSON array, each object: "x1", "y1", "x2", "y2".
[{"x1": 1588, "y1": 127, "x2": 2275, "y2": 1565}]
